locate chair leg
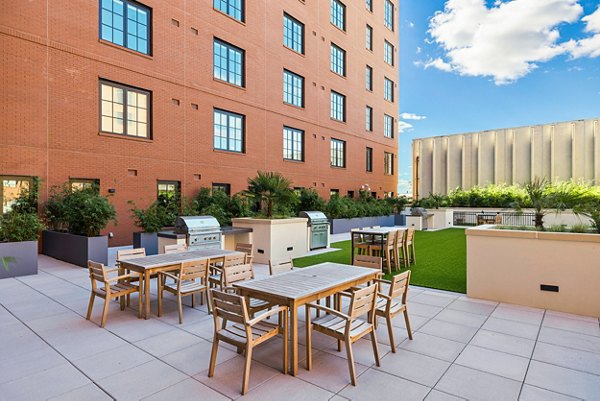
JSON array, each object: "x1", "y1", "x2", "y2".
[
  {"x1": 305, "y1": 305, "x2": 312, "y2": 370},
  {"x1": 242, "y1": 344, "x2": 253, "y2": 395},
  {"x1": 137, "y1": 288, "x2": 142, "y2": 319},
  {"x1": 177, "y1": 294, "x2": 184, "y2": 324},
  {"x1": 101, "y1": 297, "x2": 110, "y2": 328},
  {"x1": 157, "y1": 282, "x2": 163, "y2": 317},
  {"x1": 120, "y1": 295, "x2": 125, "y2": 311},
  {"x1": 404, "y1": 310, "x2": 413, "y2": 340},
  {"x1": 281, "y1": 310, "x2": 288, "y2": 375},
  {"x1": 345, "y1": 340, "x2": 357, "y2": 386},
  {"x1": 200, "y1": 291, "x2": 204, "y2": 306},
  {"x1": 384, "y1": 250, "x2": 392, "y2": 275},
  {"x1": 412, "y1": 243, "x2": 416, "y2": 264},
  {"x1": 208, "y1": 338, "x2": 219, "y2": 377},
  {"x1": 386, "y1": 315, "x2": 396, "y2": 353},
  {"x1": 86, "y1": 293, "x2": 95, "y2": 320},
  {"x1": 191, "y1": 293, "x2": 195, "y2": 308},
  {"x1": 370, "y1": 329, "x2": 381, "y2": 366}
]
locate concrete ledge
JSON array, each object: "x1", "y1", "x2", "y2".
[{"x1": 466, "y1": 225, "x2": 600, "y2": 242}]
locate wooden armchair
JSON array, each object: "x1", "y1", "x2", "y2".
[
  {"x1": 353, "y1": 255, "x2": 383, "y2": 288},
  {"x1": 374, "y1": 270, "x2": 412, "y2": 353},
  {"x1": 164, "y1": 243, "x2": 188, "y2": 254},
  {"x1": 220, "y1": 263, "x2": 271, "y2": 315},
  {"x1": 209, "y1": 290, "x2": 288, "y2": 395},
  {"x1": 305, "y1": 284, "x2": 380, "y2": 386},
  {"x1": 268, "y1": 258, "x2": 294, "y2": 275},
  {"x1": 405, "y1": 228, "x2": 416, "y2": 265},
  {"x1": 86, "y1": 260, "x2": 142, "y2": 327},
  {"x1": 158, "y1": 258, "x2": 209, "y2": 324},
  {"x1": 116, "y1": 248, "x2": 146, "y2": 306},
  {"x1": 235, "y1": 243, "x2": 254, "y2": 265},
  {"x1": 208, "y1": 252, "x2": 246, "y2": 289},
  {"x1": 369, "y1": 231, "x2": 397, "y2": 274}
]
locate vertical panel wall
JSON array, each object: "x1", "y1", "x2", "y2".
[{"x1": 412, "y1": 118, "x2": 600, "y2": 197}]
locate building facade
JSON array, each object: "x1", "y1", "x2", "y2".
[
  {"x1": 0, "y1": 0, "x2": 399, "y2": 245},
  {"x1": 413, "y1": 118, "x2": 600, "y2": 198}
]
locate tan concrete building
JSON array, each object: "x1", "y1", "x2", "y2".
[{"x1": 412, "y1": 118, "x2": 600, "y2": 198}]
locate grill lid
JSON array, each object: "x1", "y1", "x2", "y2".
[
  {"x1": 299, "y1": 211, "x2": 329, "y2": 224},
  {"x1": 175, "y1": 216, "x2": 220, "y2": 234},
  {"x1": 411, "y1": 207, "x2": 429, "y2": 217}
]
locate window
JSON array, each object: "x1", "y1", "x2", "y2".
[
  {"x1": 157, "y1": 180, "x2": 180, "y2": 206},
  {"x1": 214, "y1": 108, "x2": 245, "y2": 153},
  {"x1": 365, "y1": 106, "x2": 373, "y2": 131},
  {"x1": 366, "y1": 65, "x2": 373, "y2": 91},
  {"x1": 384, "y1": 114, "x2": 394, "y2": 138},
  {"x1": 100, "y1": 0, "x2": 151, "y2": 55},
  {"x1": 283, "y1": 126, "x2": 304, "y2": 161},
  {"x1": 70, "y1": 178, "x2": 100, "y2": 193},
  {"x1": 384, "y1": 77, "x2": 394, "y2": 102},
  {"x1": 283, "y1": 70, "x2": 304, "y2": 107},
  {"x1": 366, "y1": 25, "x2": 373, "y2": 51},
  {"x1": 384, "y1": 40, "x2": 394, "y2": 65},
  {"x1": 384, "y1": 152, "x2": 394, "y2": 175},
  {"x1": 384, "y1": 0, "x2": 394, "y2": 30},
  {"x1": 330, "y1": 0, "x2": 346, "y2": 31},
  {"x1": 212, "y1": 183, "x2": 231, "y2": 195},
  {"x1": 213, "y1": 38, "x2": 245, "y2": 87},
  {"x1": 284, "y1": 13, "x2": 304, "y2": 54},
  {"x1": 330, "y1": 189, "x2": 340, "y2": 197},
  {"x1": 330, "y1": 138, "x2": 346, "y2": 168},
  {"x1": 0, "y1": 176, "x2": 33, "y2": 214},
  {"x1": 330, "y1": 91, "x2": 346, "y2": 122},
  {"x1": 366, "y1": 147, "x2": 373, "y2": 172},
  {"x1": 347, "y1": 190, "x2": 355, "y2": 198},
  {"x1": 213, "y1": 0, "x2": 244, "y2": 22},
  {"x1": 330, "y1": 43, "x2": 346, "y2": 76},
  {"x1": 366, "y1": 0, "x2": 373, "y2": 12},
  {"x1": 371, "y1": 191, "x2": 377, "y2": 198},
  {"x1": 100, "y1": 80, "x2": 150, "y2": 138},
  {"x1": 384, "y1": 191, "x2": 394, "y2": 198}
]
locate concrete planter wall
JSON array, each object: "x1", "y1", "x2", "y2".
[
  {"x1": 42, "y1": 231, "x2": 108, "y2": 267},
  {"x1": 132, "y1": 232, "x2": 158, "y2": 255},
  {"x1": 451, "y1": 207, "x2": 590, "y2": 227},
  {"x1": 466, "y1": 225, "x2": 600, "y2": 317},
  {"x1": 232, "y1": 218, "x2": 308, "y2": 264},
  {"x1": 0, "y1": 241, "x2": 38, "y2": 279},
  {"x1": 329, "y1": 215, "x2": 395, "y2": 234}
]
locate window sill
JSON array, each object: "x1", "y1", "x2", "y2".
[
  {"x1": 330, "y1": 117, "x2": 347, "y2": 124},
  {"x1": 330, "y1": 23, "x2": 347, "y2": 34},
  {"x1": 331, "y1": 71, "x2": 347, "y2": 79},
  {"x1": 98, "y1": 39, "x2": 153, "y2": 59},
  {"x1": 330, "y1": 165, "x2": 346, "y2": 170},
  {"x1": 212, "y1": 8, "x2": 246, "y2": 26},
  {"x1": 98, "y1": 132, "x2": 153, "y2": 143},
  {"x1": 283, "y1": 44, "x2": 305, "y2": 57},
  {"x1": 213, "y1": 149, "x2": 246, "y2": 156},
  {"x1": 283, "y1": 102, "x2": 305, "y2": 110},
  {"x1": 284, "y1": 159, "x2": 305, "y2": 164},
  {"x1": 213, "y1": 77, "x2": 246, "y2": 91}
]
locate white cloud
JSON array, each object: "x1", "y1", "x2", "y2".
[
  {"x1": 416, "y1": 46, "x2": 422, "y2": 54},
  {"x1": 398, "y1": 121, "x2": 414, "y2": 133},
  {"x1": 409, "y1": 21, "x2": 415, "y2": 28},
  {"x1": 565, "y1": 5, "x2": 600, "y2": 58},
  {"x1": 400, "y1": 113, "x2": 427, "y2": 120},
  {"x1": 422, "y1": 0, "x2": 583, "y2": 85}
]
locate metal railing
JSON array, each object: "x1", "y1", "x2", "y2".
[{"x1": 453, "y1": 211, "x2": 536, "y2": 227}]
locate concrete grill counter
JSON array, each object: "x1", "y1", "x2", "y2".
[{"x1": 157, "y1": 226, "x2": 252, "y2": 253}]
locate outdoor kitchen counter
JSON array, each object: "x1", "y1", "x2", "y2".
[{"x1": 221, "y1": 226, "x2": 253, "y2": 250}]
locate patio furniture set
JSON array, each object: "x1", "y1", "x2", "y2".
[
  {"x1": 84, "y1": 238, "x2": 414, "y2": 395},
  {"x1": 351, "y1": 226, "x2": 416, "y2": 273}
]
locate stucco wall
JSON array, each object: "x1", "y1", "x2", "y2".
[{"x1": 466, "y1": 226, "x2": 600, "y2": 317}]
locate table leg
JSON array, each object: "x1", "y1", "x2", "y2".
[
  {"x1": 144, "y1": 271, "x2": 151, "y2": 319},
  {"x1": 351, "y1": 233, "x2": 355, "y2": 264},
  {"x1": 290, "y1": 302, "x2": 298, "y2": 376}
]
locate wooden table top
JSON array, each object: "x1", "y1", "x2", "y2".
[
  {"x1": 117, "y1": 249, "x2": 242, "y2": 270},
  {"x1": 351, "y1": 227, "x2": 405, "y2": 235},
  {"x1": 234, "y1": 263, "x2": 377, "y2": 301}
]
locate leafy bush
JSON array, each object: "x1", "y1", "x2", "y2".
[
  {"x1": 0, "y1": 177, "x2": 44, "y2": 242},
  {"x1": 325, "y1": 194, "x2": 394, "y2": 219},
  {"x1": 129, "y1": 201, "x2": 169, "y2": 233},
  {"x1": 548, "y1": 224, "x2": 567, "y2": 232},
  {"x1": 45, "y1": 184, "x2": 117, "y2": 237},
  {"x1": 296, "y1": 189, "x2": 327, "y2": 214},
  {"x1": 570, "y1": 223, "x2": 590, "y2": 233},
  {"x1": 190, "y1": 188, "x2": 253, "y2": 226},
  {"x1": 573, "y1": 200, "x2": 600, "y2": 234}
]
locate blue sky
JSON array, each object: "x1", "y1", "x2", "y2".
[{"x1": 398, "y1": 0, "x2": 600, "y2": 195}]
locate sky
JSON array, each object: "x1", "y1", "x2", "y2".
[{"x1": 398, "y1": 0, "x2": 600, "y2": 195}]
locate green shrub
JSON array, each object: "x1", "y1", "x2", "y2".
[
  {"x1": 45, "y1": 184, "x2": 117, "y2": 237},
  {"x1": 244, "y1": 171, "x2": 299, "y2": 219},
  {"x1": 570, "y1": 223, "x2": 589, "y2": 233},
  {"x1": 296, "y1": 189, "x2": 327, "y2": 214},
  {"x1": 548, "y1": 224, "x2": 567, "y2": 232},
  {"x1": 129, "y1": 201, "x2": 168, "y2": 233},
  {"x1": 0, "y1": 211, "x2": 44, "y2": 242}
]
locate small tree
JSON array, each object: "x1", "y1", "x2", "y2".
[{"x1": 244, "y1": 171, "x2": 298, "y2": 219}]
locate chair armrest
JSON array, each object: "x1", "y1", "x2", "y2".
[
  {"x1": 338, "y1": 291, "x2": 355, "y2": 298},
  {"x1": 160, "y1": 271, "x2": 179, "y2": 281},
  {"x1": 107, "y1": 273, "x2": 141, "y2": 283},
  {"x1": 105, "y1": 267, "x2": 120, "y2": 273},
  {"x1": 377, "y1": 292, "x2": 392, "y2": 301},
  {"x1": 248, "y1": 306, "x2": 288, "y2": 326},
  {"x1": 306, "y1": 303, "x2": 350, "y2": 320},
  {"x1": 374, "y1": 278, "x2": 392, "y2": 285}
]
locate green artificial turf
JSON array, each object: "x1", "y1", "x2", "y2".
[{"x1": 294, "y1": 228, "x2": 467, "y2": 293}]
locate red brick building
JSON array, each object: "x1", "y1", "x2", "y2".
[{"x1": 0, "y1": 0, "x2": 399, "y2": 245}]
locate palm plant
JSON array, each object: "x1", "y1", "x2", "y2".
[
  {"x1": 244, "y1": 171, "x2": 297, "y2": 219},
  {"x1": 573, "y1": 200, "x2": 600, "y2": 234}
]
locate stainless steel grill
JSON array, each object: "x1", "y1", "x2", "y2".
[
  {"x1": 174, "y1": 216, "x2": 222, "y2": 251},
  {"x1": 299, "y1": 211, "x2": 330, "y2": 250}
]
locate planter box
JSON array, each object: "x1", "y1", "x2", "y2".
[
  {"x1": 42, "y1": 231, "x2": 108, "y2": 267},
  {"x1": 132, "y1": 232, "x2": 158, "y2": 255},
  {"x1": 329, "y1": 215, "x2": 395, "y2": 234},
  {"x1": 466, "y1": 225, "x2": 600, "y2": 317},
  {"x1": 232, "y1": 218, "x2": 308, "y2": 264},
  {"x1": 0, "y1": 241, "x2": 38, "y2": 279}
]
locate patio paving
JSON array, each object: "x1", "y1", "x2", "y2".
[{"x1": 0, "y1": 254, "x2": 599, "y2": 400}]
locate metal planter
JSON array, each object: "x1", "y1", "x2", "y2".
[
  {"x1": 132, "y1": 232, "x2": 158, "y2": 255},
  {"x1": 0, "y1": 240, "x2": 38, "y2": 279},
  {"x1": 42, "y1": 230, "x2": 108, "y2": 267}
]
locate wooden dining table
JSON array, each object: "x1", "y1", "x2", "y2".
[
  {"x1": 350, "y1": 227, "x2": 405, "y2": 264},
  {"x1": 118, "y1": 249, "x2": 243, "y2": 319},
  {"x1": 233, "y1": 262, "x2": 380, "y2": 376}
]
